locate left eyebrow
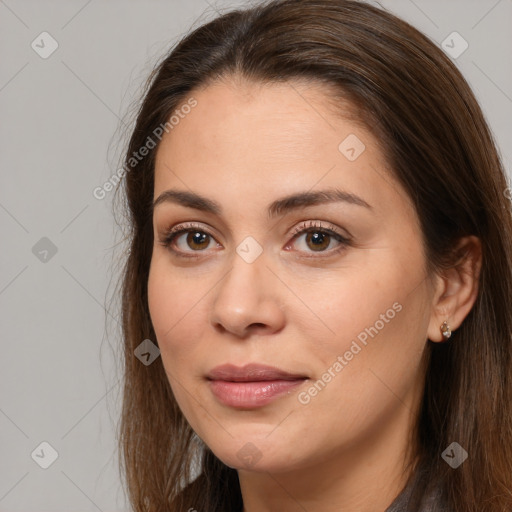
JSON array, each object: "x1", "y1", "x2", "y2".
[
  {"x1": 266, "y1": 188, "x2": 372, "y2": 218},
  {"x1": 152, "y1": 187, "x2": 373, "y2": 218}
]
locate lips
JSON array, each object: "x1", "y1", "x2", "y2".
[
  {"x1": 207, "y1": 363, "x2": 308, "y2": 381},
  {"x1": 206, "y1": 363, "x2": 308, "y2": 408}
]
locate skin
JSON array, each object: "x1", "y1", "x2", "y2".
[{"x1": 147, "y1": 76, "x2": 481, "y2": 512}]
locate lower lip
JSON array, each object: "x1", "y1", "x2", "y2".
[{"x1": 208, "y1": 379, "x2": 306, "y2": 408}]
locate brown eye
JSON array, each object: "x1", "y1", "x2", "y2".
[
  {"x1": 184, "y1": 231, "x2": 211, "y2": 250},
  {"x1": 303, "y1": 231, "x2": 332, "y2": 252},
  {"x1": 160, "y1": 225, "x2": 218, "y2": 254},
  {"x1": 287, "y1": 221, "x2": 351, "y2": 257}
]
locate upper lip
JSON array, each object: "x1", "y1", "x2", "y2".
[{"x1": 206, "y1": 363, "x2": 308, "y2": 382}]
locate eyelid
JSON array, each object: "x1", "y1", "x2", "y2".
[
  {"x1": 158, "y1": 220, "x2": 352, "y2": 257},
  {"x1": 289, "y1": 220, "x2": 351, "y2": 240},
  {"x1": 284, "y1": 220, "x2": 352, "y2": 257},
  {"x1": 158, "y1": 222, "x2": 219, "y2": 253}
]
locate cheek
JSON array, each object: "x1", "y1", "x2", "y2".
[
  {"x1": 147, "y1": 259, "x2": 211, "y2": 418},
  {"x1": 297, "y1": 259, "x2": 429, "y2": 408},
  {"x1": 292, "y1": 268, "x2": 402, "y2": 362},
  {"x1": 147, "y1": 257, "x2": 206, "y2": 363}
]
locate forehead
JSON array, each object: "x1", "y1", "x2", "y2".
[
  {"x1": 152, "y1": 78, "x2": 411, "y2": 221},
  {"x1": 156, "y1": 80, "x2": 366, "y2": 171},
  {"x1": 170, "y1": 77, "x2": 362, "y2": 151}
]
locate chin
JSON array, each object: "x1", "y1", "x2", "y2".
[{"x1": 203, "y1": 433, "x2": 307, "y2": 474}]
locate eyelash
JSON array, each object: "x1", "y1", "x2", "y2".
[{"x1": 158, "y1": 220, "x2": 351, "y2": 259}]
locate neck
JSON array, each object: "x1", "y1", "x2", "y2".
[{"x1": 238, "y1": 400, "x2": 420, "y2": 512}]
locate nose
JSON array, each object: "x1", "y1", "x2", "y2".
[{"x1": 209, "y1": 247, "x2": 286, "y2": 338}]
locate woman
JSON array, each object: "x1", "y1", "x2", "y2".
[{"x1": 113, "y1": 0, "x2": 512, "y2": 510}]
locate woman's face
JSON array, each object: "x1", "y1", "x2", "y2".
[{"x1": 148, "y1": 78, "x2": 437, "y2": 474}]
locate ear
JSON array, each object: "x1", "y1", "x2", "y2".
[{"x1": 427, "y1": 235, "x2": 482, "y2": 342}]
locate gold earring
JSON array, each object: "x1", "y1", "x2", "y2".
[{"x1": 440, "y1": 321, "x2": 452, "y2": 340}]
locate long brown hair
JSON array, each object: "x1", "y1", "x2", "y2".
[{"x1": 111, "y1": 0, "x2": 512, "y2": 510}]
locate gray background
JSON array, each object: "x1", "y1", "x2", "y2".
[{"x1": 1, "y1": 0, "x2": 511, "y2": 510}]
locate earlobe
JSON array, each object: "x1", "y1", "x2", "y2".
[{"x1": 427, "y1": 236, "x2": 482, "y2": 343}]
